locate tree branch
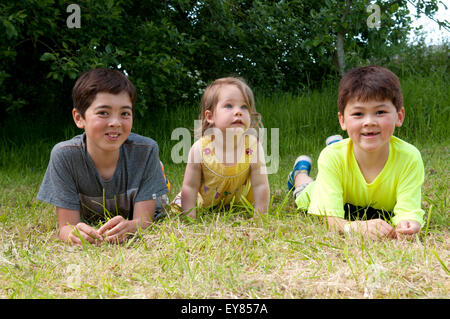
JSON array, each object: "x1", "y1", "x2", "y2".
[{"x1": 405, "y1": 0, "x2": 450, "y2": 31}]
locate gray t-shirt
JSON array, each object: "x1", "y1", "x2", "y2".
[{"x1": 37, "y1": 133, "x2": 169, "y2": 224}]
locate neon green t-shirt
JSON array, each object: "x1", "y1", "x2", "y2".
[{"x1": 296, "y1": 136, "x2": 425, "y2": 226}]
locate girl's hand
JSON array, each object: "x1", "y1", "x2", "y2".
[
  {"x1": 395, "y1": 220, "x2": 421, "y2": 239},
  {"x1": 69, "y1": 222, "x2": 103, "y2": 246},
  {"x1": 185, "y1": 210, "x2": 196, "y2": 219},
  {"x1": 98, "y1": 216, "x2": 132, "y2": 244}
]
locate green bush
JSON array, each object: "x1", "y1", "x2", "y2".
[{"x1": 1, "y1": 0, "x2": 447, "y2": 120}]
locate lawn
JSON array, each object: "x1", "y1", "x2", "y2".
[{"x1": 0, "y1": 72, "x2": 448, "y2": 298}]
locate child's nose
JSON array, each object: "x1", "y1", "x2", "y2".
[
  {"x1": 363, "y1": 115, "x2": 376, "y2": 126},
  {"x1": 109, "y1": 116, "x2": 121, "y2": 127}
]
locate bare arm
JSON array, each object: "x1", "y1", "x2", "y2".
[
  {"x1": 250, "y1": 141, "x2": 270, "y2": 216},
  {"x1": 325, "y1": 216, "x2": 397, "y2": 240},
  {"x1": 56, "y1": 207, "x2": 103, "y2": 245},
  {"x1": 181, "y1": 141, "x2": 202, "y2": 218},
  {"x1": 133, "y1": 199, "x2": 156, "y2": 228}
]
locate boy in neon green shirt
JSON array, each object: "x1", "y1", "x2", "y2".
[{"x1": 288, "y1": 66, "x2": 424, "y2": 240}]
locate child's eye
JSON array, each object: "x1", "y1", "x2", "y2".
[
  {"x1": 97, "y1": 111, "x2": 109, "y2": 116},
  {"x1": 376, "y1": 110, "x2": 387, "y2": 115},
  {"x1": 224, "y1": 104, "x2": 232, "y2": 109},
  {"x1": 122, "y1": 111, "x2": 132, "y2": 117},
  {"x1": 351, "y1": 112, "x2": 363, "y2": 117},
  {"x1": 240, "y1": 105, "x2": 248, "y2": 110}
]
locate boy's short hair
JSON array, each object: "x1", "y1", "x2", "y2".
[
  {"x1": 338, "y1": 65, "x2": 403, "y2": 114},
  {"x1": 72, "y1": 68, "x2": 137, "y2": 118}
]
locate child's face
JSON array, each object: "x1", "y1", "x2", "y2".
[
  {"x1": 72, "y1": 91, "x2": 133, "y2": 158},
  {"x1": 338, "y1": 98, "x2": 404, "y2": 155},
  {"x1": 205, "y1": 84, "x2": 250, "y2": 134}
]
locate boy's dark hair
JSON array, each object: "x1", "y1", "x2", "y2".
[
  {"x1": 72, "y1": 68, "x2": 137, "y2": 117},
  {"x1": 338, "y1": 65, "x2": 403, "y2": 114}
]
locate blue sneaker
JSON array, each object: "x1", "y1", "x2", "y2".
[
  {"x1": 325, "y1": 135, "x2": 343, "y2": 146},
  {"x1": 287, "y1": 155, "x2": 312, "y2": 190}
]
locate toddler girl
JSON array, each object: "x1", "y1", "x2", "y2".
[{"x1": 178, "y1": 77, "x2": 270, "y2": 218}]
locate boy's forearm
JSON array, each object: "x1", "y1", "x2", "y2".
[
  {"x1": 326, "y1": 216, "x2": 398, "y2": 239},
  {"x1": 132, "y1": 200, "x2": 156, "y2": 232},
  {"x1": 57, "y1": 207, "x2": 81, "y2": 242},
  {"x1": 130, "y1": 217, "x2": 152, "y2": 232},
  {"x1": 59, "y1": 224, "x2": 73, "y2": 242},
  {"x1": 325, "y1": 216, "x2": 355, "y2": 233}
]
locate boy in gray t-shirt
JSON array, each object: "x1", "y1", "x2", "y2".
[{"x1": 37, "y1": 68, "x2": 169, "y2": 245}]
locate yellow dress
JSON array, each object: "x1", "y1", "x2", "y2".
[{"x1": 197, "y1": 134, "x2": 256, "y2": 208}]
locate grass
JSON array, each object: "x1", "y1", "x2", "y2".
[{"x1": 0, "y1": 72, "x2": 448, "y2": 298}]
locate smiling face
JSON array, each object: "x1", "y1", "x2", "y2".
[
  {"x1": 339, "y1": 98, "x2": 405, "y2": 155},
  {"x1": 205, "y1": 84, "x2": 251, "y2": 134},
  {"x1": 72, "y1": 91, "x2": 133, "y2": 159}
]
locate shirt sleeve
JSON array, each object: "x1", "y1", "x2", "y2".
[
  {"x1": 306, "y1": 147, "x2": 346, "y2": 218},
  {"x1": 134, "y1": 142, "x2": 169, "y2": 204},
  {"x1": 36, "y1": 145, "x2": 80, "y2": 211},
  {"x1": 392, "y1": 150, "x2": 425, "y2": 227}
]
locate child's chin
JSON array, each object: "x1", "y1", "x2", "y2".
[
  {"x1": 359, "y1": 143, "x2": 385, "y2": 153},
  {"x1": 227, "y1": 127, "x2": 245, "y2": 135}
]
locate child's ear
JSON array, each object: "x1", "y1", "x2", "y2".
[
  {"x1": 338, "y1": 112, "x2": 346, "y2": 131},
  {"x1": 204, "y1": 110, "x2": 214, "y2": 125},
  {"x1": 72, "y1": 108, "x2": 85, "y2": 129},
  {"x1": 396, "y1": 107, "x2": 405, "y2": 127}
]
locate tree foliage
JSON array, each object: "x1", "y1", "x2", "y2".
[{"x1": 0, "y1": 0, "x2": 447, "y2": 119}]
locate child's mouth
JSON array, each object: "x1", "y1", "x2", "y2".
[
  {"x1": 362, "y1": 132, "x2": 379, "y2": 137},
  {"x1": 105, "y1": 132, "x2": 120, "y2": 140}
]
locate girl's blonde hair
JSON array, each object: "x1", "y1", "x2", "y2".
[{"x1": 198, "y1": 77, "x2": 262, "y2": 136}]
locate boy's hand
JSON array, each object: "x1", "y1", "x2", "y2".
[
  {"x1": 395, "y1": 220, "x2": 421, "y2": 239},
  {"x1": 69, "y1": 222, "x2": 103, "y2": 245},
  {"x1": 356, "y1": 219, "x2": 397, "y2": 240},
  {"x1": 98, "y1": 216, "x2": 132, "y2": 244}
]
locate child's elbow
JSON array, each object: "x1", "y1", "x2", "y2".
[{"x1": 181, "y1": 184, "x2": 197, "y2": 199}]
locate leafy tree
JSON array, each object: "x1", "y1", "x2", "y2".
[
  {"x1": 0, "y1": 0, "x2": 447, "y2": 120},
  {"x1": 0, "y1": 0, "x2": 206, "y2": 119},
  {"x1": 328, "y1": 0, "x2": 448, "y2": 76}
]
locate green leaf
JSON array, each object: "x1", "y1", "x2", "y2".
[
  {"x1": 2, "y1": 19, "x2": 18, "y2": 39},
  {"x1": 40, "y1": 52, "x2": 57, "y2": 62}
]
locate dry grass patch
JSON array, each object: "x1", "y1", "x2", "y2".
[{"x1": 0, "y1": 144, "x2": 448, "y2": 299}]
